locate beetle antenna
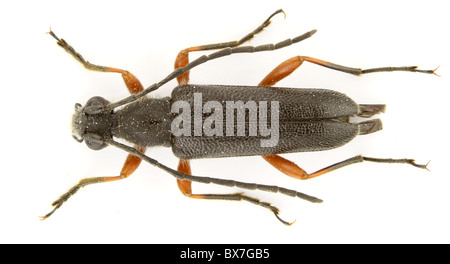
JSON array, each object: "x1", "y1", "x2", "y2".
[
  {"x1": 98, "y1": 29, "x2": 318, "y2": 113},
  {"x1": 107, "y1": 138, "x2": 323, "y2": 204}
]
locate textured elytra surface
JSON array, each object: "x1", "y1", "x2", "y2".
[{"x1": 171, "y1": 85, "x2": 360, "y2": 158}]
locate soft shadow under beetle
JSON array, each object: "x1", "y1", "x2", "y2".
[{"x1": 42, "y1": 10, "x2": 436, "y2": 225}]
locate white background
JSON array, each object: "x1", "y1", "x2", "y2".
[{"x1": 1, "y1": 0, "x2": 449, "y2": 243}]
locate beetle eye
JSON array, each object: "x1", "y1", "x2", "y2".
[
  {"x1": 85, "y1": 140, "x2": 108, "y2": 150},
  {"x1": 85, "y1": 96, "x2": 110, "y2": 108},
  {"x1": 83, "y1": 133, "x2": 108, "y2": 150}
]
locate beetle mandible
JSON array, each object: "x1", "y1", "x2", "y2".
[{"x1": 41, "y1": 9, "x2": 436, "y2": 225}]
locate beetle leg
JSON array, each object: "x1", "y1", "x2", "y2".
[
  {"x1": 176, "y1": 159, "x2": 294, "y2": 225},
  {"x1": 48, "y1": 30, "x2": 144, "y2": 94},
  {"x1": 174, "y1": 9, "x2": 286, "y2": 85},
  {"x1": 258, "y1": 56, "x2": 304, "y2": 86},
  {"x1": 262, "y1": 154, "x2": 429, "y2": 181},
  {"x1": 40, "y1": 146, "x2": 146, "y2": 220},
  {"x1": 299, "y1": 56, "x2": 438, "y2": 75},
  {"x1": 259, "y1": 56, "x2": 437, "y2": 85},
  {"x1": 44, "y1": 31, "x2": 148, "y2": 219}
]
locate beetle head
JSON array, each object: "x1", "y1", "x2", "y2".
[{"x1": 72, "y1": 96, "x2": 112, "y2": 150}]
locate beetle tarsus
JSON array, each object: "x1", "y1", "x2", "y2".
[
  {"x1": 40, "y1": 195, "x2": 70, "y2": 221},
  {"x1": 431, "y1": 65, "x2": 441, "y2": 76},
  {"x1": 410, "y1": 160, "x2": 431, "y2": 171},
  {"x1": 268, "y1": 9, "x2": 286, "y2": 20},
  {"x1": 39, "y1": 199, "x2": 64, "y2": 220},
  {"x1": 273, "y1": 211, "x2": 296, "y2": 226},
  {"x1": 362, "y1": 157, "x2": 431, "y2": 170},
  {"x1": 40, "y1": 180, "x2": 89, "y2": 220}
]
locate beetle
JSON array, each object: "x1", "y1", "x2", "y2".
[{"x1": 41, "y1": 9, "x2": 436, "y2": 225}]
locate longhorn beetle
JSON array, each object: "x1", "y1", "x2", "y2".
[{"x1": 41, "y1": 9, "x2": 436, "y2": 225}]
